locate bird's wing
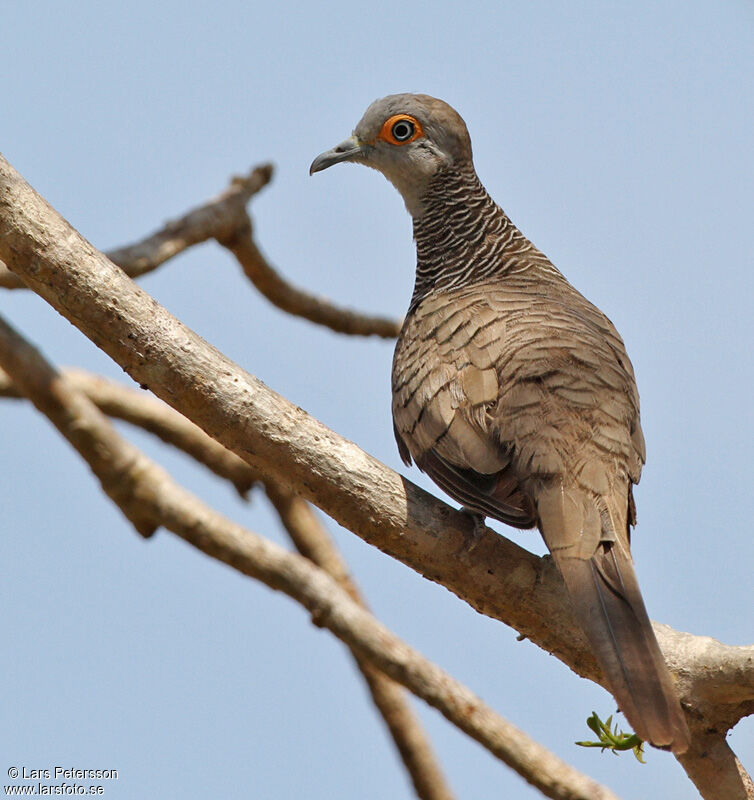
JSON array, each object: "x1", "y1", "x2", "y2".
[
  {"x1": 392, "y1": 279, "x2": 645, "y2": 531},
  {"x1": 392, "y1": 288, "x2": 536, "y2": 527}
]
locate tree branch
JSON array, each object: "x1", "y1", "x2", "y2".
[
  {"x1": 0, "y1": 164, "x2": 272, "y2": 289},
  {"x1": 0, "y1": 365, "x2": 453, "y2": 799},
  {"x1": 0, "y1": 367, "x2": 259, "y2": 497},
  {"x1": 0, "y1": 344, "x2": 160, "y2": 540},
  {"x1": 219, "y1": 217, "x2": 401, "y2": 337},
  {"x1": 678, "y1": 726, "x2": 754, "y2": 800},
  {"x1": 1, "y1": 154, "x2": 751, "y2": 798},
  {"x1": 105, "y1": 166, "x2": 274, "y2": 279},
  {"x1": 0, "y1": 313, "x2": 618, "y2": 800},
  {"x1": 264, "y1": 482, "x2": 455, "y2": 800},
  {"x1": 0, "y1": 164, "x2": 402, "y2": 338}
]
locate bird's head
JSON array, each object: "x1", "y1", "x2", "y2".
[{"x1": 310, "y1": 93, "x2": 473, "y2": 216}]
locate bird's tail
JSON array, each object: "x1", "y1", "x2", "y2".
[{"x1": 553, "y1": 542, "x2": 690, "y2": 753}]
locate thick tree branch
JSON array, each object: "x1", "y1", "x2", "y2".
[
  {"x1": 6, "y1": 371, "x2": 752, "y2": 746},
  {"x1": 678, "y1": 726, "x2": 754, "y2": 800},
  {"x1": 1, "y1": 155, "x2": 751, "y2": 797},
  {"x1": 0, "y1": 314, "x2": 618, "y2": 800}
]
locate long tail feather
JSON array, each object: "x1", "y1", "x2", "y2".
[{"x1": 554, "y1": 543, "x2": 690, "y2": 753}]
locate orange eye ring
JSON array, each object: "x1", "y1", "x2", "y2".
[{"x1": 376, "y1": 114, "x2": 425, "y2": 146}]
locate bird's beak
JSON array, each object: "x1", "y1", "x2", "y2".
[{"x1": 309, "y1": 135, "x2": 367, "y2": 175}]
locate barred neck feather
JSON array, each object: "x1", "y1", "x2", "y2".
[{"x1": 409, "y1": 164, "x2": 558, "y2": 311}]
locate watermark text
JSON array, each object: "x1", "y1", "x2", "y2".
[{"x1": 5, "y1": 767, "x2": 118, "y2": 796}]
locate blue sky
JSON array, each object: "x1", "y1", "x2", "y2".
[{"x1": 2, "y1": 1, "x2": 752, "y2": 798}]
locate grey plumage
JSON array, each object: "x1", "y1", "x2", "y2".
[{"x1": 311, "y1": 93, "x2": 690, "y2": 753}]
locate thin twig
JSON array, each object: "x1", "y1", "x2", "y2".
[
  {"x1": 0, "y1": 165, "x2": 272, "y2": 289},
  {"x1": 220, "y1": 218, "x2": 401, "y2": 337},
  {"x1": 0, "y1": 314, "x2": 618, "y2": 800},
  {"x1": 105, "y1": 166, "x2": 274, "y2": 278}
]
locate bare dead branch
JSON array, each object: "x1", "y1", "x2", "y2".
[
  {"x1": 0, "y1": 165, "x2": 272, "y2": 289},
  {"x1": 0, "y1": 364, "x2": 452, "y2": 799},
  {"x1": 1, "y1": 154, "x2": 751, "y2": 798},
  {"x1": 0, "y1": 366, "x2": 257, "y2": 496},
  {"x1": 0, "y1": 314, "x2": 618, "y2": 800},
  {"x1": 45, "y1": 368, "x2": 256, "y2": 497},
  {"x1": 104, "y1": 166, "x2": 274, "y2": 279},
  {"x1": 0, "y1": 329, "x2": 160, "y2": 538},
  {"x1": 265, "y1": 483, "x2": 455, "y2": 800},
  {"x1": 220, "y1": 219, "x2": 402, "y2": 337},
  {"x1": 678, "y1": 725, "x2": 754, "y2": 800},
  {"x1": 0, "y1": 362, "x2": 453, "y2": 799},
  {"x1": 0, "y1": 163, "x2": 402, "y2": 338}
]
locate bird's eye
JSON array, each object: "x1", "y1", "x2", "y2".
[
  {"x1": 391, "y1": 120, "x2": 414, "y2": 141},
  {"x1": 377, "y1": 114, "x2": 424, "y2": 146}
]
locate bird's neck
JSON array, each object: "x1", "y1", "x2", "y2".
[{"x1": 409, "y1": 164, "x2": 554, "y2": 311}]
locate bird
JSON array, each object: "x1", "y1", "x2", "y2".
[{"x1": 310, "y1": 93, "x2": 690, "y2": 754}]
